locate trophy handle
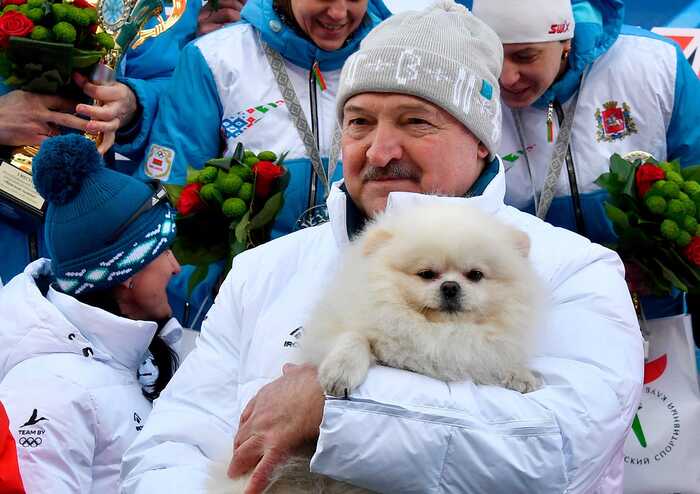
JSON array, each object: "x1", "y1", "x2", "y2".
[{"x1": 130, "y1": 0, "x2": 187, "y2": 50}]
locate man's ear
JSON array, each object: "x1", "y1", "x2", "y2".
[
  {"x1": 362, "y1": 228, "x2": 393, "y2": 256},
  {"x1": 477, "y1": 142, "x2": 489, "y2": 160}
]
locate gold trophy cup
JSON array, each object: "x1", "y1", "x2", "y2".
[{"x1": 0, "y1": 0, "x2": 186, "y2": 221}]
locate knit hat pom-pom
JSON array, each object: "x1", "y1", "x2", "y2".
[
  {"x1": 33, "y1": 135, "x2": 104, "y2": 206},
  {"x1": 432, "y1": 0, "x2": 468, "y2": 14}
]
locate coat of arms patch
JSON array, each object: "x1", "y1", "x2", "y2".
[{"x1": 595, "y1": 101, "x2": 638, "y2": 142}]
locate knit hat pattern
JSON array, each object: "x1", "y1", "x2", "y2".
[
  {"x1": 336, "y1": 0, "x2": 503, "y2": 156},
  {"x1": 33, "y1": 135, "x2": 176, "y2": 295}
]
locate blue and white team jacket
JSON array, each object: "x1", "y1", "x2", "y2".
[
  {"x1": 136, "y1": 0, "x2": 391, "y2": 238},
  {"x1": 495, "y1": 0, "x2": 700, "y2": 316},
  {"x1": 0, "y1": 0, "x2": 199, "y2": 285}
]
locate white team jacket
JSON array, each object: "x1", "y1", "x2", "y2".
[
  {"x1": 122, "y1": 163, "x2": 644, "y2": 493},
  {"x1": 0, "y1": 259, "x2": 172, "y2": 493}
]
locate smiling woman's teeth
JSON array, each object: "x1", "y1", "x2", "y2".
[{"x1": 319, "y1": 21, "x2": 345, "y2": 31}]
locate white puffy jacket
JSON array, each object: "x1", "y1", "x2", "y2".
[
  {"x1": 121, "y1": 163, "x2": 644, "y2": 493},
  {"x1": 0, "y1": 259, "x2": 180, "y2": 493}
]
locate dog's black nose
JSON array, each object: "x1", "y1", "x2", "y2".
[{"x1": 440, "y1": 281, "x2": 461, "y2": 299}]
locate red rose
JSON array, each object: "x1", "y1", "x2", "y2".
[
  {"x1": 1, "y1": 0, "x2": 27, "y2": 6},
  {"x1": 71, "y1": 0, "x2": 94, "y2": 8},
  {"x1": 683, "y1": 236, "x2": 700, "y2": 267},
  {"x1": 635, "y1": 163, "x2": 665, "y2": 198},
  {"x1": 176, "y1": 183, "x2": 204, "y2": 216},
  {"x1": 252, "y1": 161, "x2": 285, "y2": 197},
  {"x1": 0, "y1": 11, "x2": 33, "y2": 48}
]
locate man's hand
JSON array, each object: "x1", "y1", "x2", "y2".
[
  {"x1": 197, "y1": 0, "x2": 246, "y2": 36},
  {"x1": 229, "y1": 363, "x2": 325, "y2": 494},
  {"x1": 74, "y1": 73, "x2": 138, "y2": 154},
  {"x1": 0, "y1": 90, "x2": 85, "y2": 147}
]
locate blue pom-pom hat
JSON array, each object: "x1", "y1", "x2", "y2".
[{"x1": 32, "y1": 135, "x2": 176, "y2": 295}]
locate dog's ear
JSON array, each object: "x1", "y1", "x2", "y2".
[
  {"x1": 362, "y1": 228, "x2": 393, "y2": 256},
  {"x1": 509, "y1": 228, "x2": 531, "y2": 258}
]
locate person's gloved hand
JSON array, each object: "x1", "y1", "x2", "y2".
[
  {"x1": 73, "y1": 73, "x2": 139, "y2": 154},
  {"x1": 197, "y1": 0, "x2": 246, "y2": 36},
  {"x1": 0, "y1": 90, "x2": 85, "y2": 146}
]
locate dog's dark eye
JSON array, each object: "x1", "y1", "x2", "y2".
[
  {"x1": 466, "y1": 270, "x2": 484, "y2": 282},
  {"x1": 417, "y1": 269, "x2": 439, "y2": 280}
]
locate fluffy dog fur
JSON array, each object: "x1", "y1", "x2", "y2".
[{"x1": 215, "y1": 202, "x2": 545, "y2": 493}]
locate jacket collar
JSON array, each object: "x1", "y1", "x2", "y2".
[
  {"x1": 46, "y1": 286, "x2": 157, "y2": 372},
  {"x1": 241, "y1": 0, "x2": 390, "y2": 71},
  {"x1": 328, "y1": 156, "x2": 506, "y2": 246}
]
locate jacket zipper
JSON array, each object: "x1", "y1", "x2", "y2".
[
  {"x1": 308, "y1": 63, "x2": 320, "y2": 211},
  {"x1": 553, "y1": 100, "x2": 586, "y2": 236}
]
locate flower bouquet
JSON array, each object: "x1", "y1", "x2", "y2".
[
  {"x1": 595, "y1": 153, "x2": 700, "y2": 296},
  {"x1": 166, "y1": 143, "x2": 290, "y2": 295},
  {"x1": 0, "y1": 0, "x2": 114, "y2": 94}
]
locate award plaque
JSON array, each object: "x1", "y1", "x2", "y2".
[
  {"x1": 2, "y1": 0, "x2": 186, "y2": 221},
  {"x1": 0, "y1": 157, "x2": 45, "y2": 231}
]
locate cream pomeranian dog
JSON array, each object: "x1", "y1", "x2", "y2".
[{"x1": 213, "y1": 202, "x2": 545, "y2": 493}]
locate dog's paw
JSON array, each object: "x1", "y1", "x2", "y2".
[
  {"x1": 318, "y1": 355, "x2": 369, "y2": 397},
  {"x1": 501, "y1": 369, "x2": 540, "y2": 394}
]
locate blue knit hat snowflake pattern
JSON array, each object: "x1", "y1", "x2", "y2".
[{"x1": 32, "y1": 135, "x2": 176, "y2": 295}]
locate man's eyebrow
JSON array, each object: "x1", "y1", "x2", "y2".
[{"x1": 344, "y1": 103, "x2": 436, "y2": 114}]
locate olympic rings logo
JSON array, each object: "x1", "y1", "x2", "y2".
[{"x1": 19, "y1": 437, "x2": 42, "y2": 448}]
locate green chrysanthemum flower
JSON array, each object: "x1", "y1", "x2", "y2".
[
  {"x1": 645, "y1": 195, "x2": 666, "y2": 215},
  {"x1": 94, "y1": 31, "x2": 114, "y2": 50},
  {"x1": 52, "y1": 21, "x2": 77, "y2": 44},
  {"x1": 216, "y1": 172, "x2": 243, "y2": 196},
  {"x1": 222, "y1": 197, "x2": 247, "y2": 218},
  {"x1": 198, "y1": 166, "x2": 219, "y2": 184},
  {"x1": 200, "y1": 183, "x2": 223, "y2": 205},
  {"x1": 665, "y1": 171, "x2": 684, "y2": 185},
  {"x1": 682, "y1": 216, "x2": 698, "y2": 234},
  {"x1": 30, "y1": 25, "x2": 51, "y2": 41},
  {"x1": 676, "y1": 230, "x2": 692, "y2": 247},
  {"x1": 661, "y1": 181, "x2": 680, "y2": 199},
  {"x1": 660, "y1": 219, "x2": 680, "y2": 240},
  {"x1": 238, "y1": 182, "x2": 253, "y2": 203}
]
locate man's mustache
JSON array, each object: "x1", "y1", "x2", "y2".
[{"x1": 361, "y1": 162, "x2": 420, "y2": 182}]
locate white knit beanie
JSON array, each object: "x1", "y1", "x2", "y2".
[
  {"x1": 336, "y1": 0, "x2": 503, "y2": 157},
  {"x1": 471, "y1": 0, "x2": 575, "y2": 44}
]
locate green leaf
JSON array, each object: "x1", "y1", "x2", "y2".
[
  {"x1": 164, "y1": 184, "x2": 183, "y2": 207},
  {"x1": 594, "y1": 172, "x2": 613, "y2": 190},
  {"x1": 71, "y1": 47, "x2": 105, "y2": 68},
  {"x1": 610, "y1": 154, "x2": 634, "y2": 182},
  {"x1": 653, "y1": 258, "x2": 689, "y2": 292},
  {"x1": 249, "y1": 191, "x2": 284, "y2": 229},
  {"x1": 232, "y1": 142, "x2": 245, "y2": 163},
  {"x1": 235, "y1": 211, "x2": 250, "y2": 244},
  {"x1": 205, "y1": 157, "x2": 233, "y2": 170},
  {"x1": 230, "y1": 239, "x2": 247, "y2": 258},
  {"x1": 187, "y1": 264, "x2": 209, "y2": 298},
  {"x1": 681, "y1": 165, "x2": 700, "y2": 183},
  {"x1": 604, "y1": 203, "x2": 630, "y2": 230}
]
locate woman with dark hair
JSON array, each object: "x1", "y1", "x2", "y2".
[{"x1": 0, "y1": 134, "x2": 182, "y2": 493}]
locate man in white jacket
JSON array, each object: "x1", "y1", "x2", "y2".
[{"x1": 121, "y1": 2, "x2": 643, "y2": 493}]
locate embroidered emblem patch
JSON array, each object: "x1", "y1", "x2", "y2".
[
  {"x1": 221, "y1": 100, "x2": 286, "y2": 140},
  {"x1": 145, "y1": 144, "x2": 175, "y2": 180},
  {"x1": 595, "y1": 101, "x2": 638, "y2": 142}
]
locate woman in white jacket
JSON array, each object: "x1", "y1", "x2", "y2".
[{"x1": 0, "y1": 134, "x2": 182, "y2": 493}]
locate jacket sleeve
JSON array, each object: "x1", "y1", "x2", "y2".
[
  {"x1": 120, "y1": 266, "x2": 246, "y2": 494},
  {"x1": 1, "y1": 376, "x2": 97, "y2": 493},
  {"x1": 120, "y1": 41, "x2": 223, "y2": 183},
  {"x1": 311, "y1": 241, "x2": 644, "y2": 493},
  {"x1": 666, "y1": 42, "x2": 700, "y2": 166}
]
